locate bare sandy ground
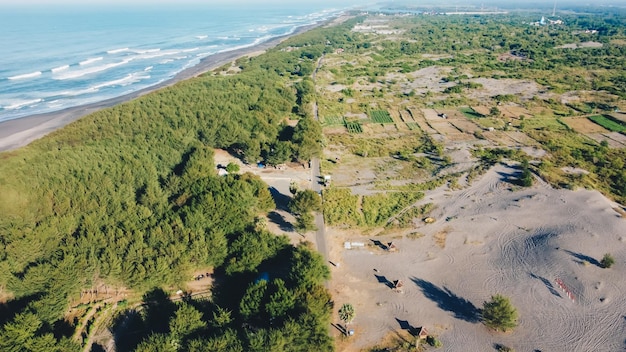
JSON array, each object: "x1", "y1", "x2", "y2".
[
  {"x1": 329, "y1": 163, "x2": 626, "y2": 351},
  {"x1": 0, "y1": 23, "x2": 323, "y2": 152}
]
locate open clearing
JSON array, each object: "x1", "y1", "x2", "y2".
[{"x1": 328, "y1": 164, "x2": 626, "y2": 352}]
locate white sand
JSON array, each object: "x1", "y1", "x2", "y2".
[{"x1": 330, "y1": 163, "x2": 626, "y2": 351}]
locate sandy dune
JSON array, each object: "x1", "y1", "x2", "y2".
[{"x1": 330, "y1": 163, "x2": 626, "y2": 351}]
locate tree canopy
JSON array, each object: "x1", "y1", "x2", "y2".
[{"x1": 482, "y1": 294, "x2": 518, "y2": 332}]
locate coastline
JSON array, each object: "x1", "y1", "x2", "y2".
[{"x1": 0, "y1": 22, "x2": 323, "y2": 153}]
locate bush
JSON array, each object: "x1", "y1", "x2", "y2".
[
  {"x1": 426, "y1": 335, "x2": 442, "y2": 348},
  {"x1": 601, "y1": 253, "x2": 615, "y2": 268},
  {"x1": 226, "y1": 162, "x2": 240, "y2": 173},
  {"x1": 482, "y1": 294, "x2": 518, "y2": 332}
]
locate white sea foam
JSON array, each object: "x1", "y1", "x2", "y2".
[
  {"x1": 79, "y1": 57, "x2": 103, "y2": 66},
  {"x1": 92, "y1": 72, "x2": 150, "y2": 89},
  {"x1": 195, "y1": 35, "x2": 208, "y2": 39},
  {"x1": 182, "y1": 47, "x2": 199, "y2": 53},
  {"x1": 107, "y1": 47, "x2": 129, "y2": 54},
  {"x1": 144, "y1": 66, "x2": 153, "y2": 72},
  {"x1": 58, "y1": 87, "x2": 99, "y2": 96},
  {"x1": 47, "y1": 100, "x2": 64, "y2": 108},
  {"x1": 53, "y1": 58, "x2": 132, "y2": 80},
  {"x1": 160, "y1": 59, "x2": 175, "y2": 64},
  {"x1": 1, "y1": 98, "x2": 43, "y2": 110},
  {"x1": 132, "y1": 48, "x2": 160, "y2": 54},
  {"x1": 132, "y1": 49, "x2": 183, "y2": 60},
  {"x1": 7, "y1": 71, "x2": 42, "y2": 80},
  {"x1": 51, "y1": 65, "x2": 70, "y2": 73}
]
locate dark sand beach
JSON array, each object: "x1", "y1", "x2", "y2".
[{"x1": 0, "y1": 22, "x2": 322, "y2": 152}]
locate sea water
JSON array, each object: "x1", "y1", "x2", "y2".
[{"x1": 0, "y1": 3, "x2": 359, "y2": 123}]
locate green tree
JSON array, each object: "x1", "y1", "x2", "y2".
[
  {"x1": 482, "y1": 294, "x2": 518, "y2": 332},
  {"x1": 211, "y1": 306, "x2": 233, "y2": 329},
  {"x1": 338, "y1": 303, "x2": 355, "y2": 334},
  {"x1": 289, "y1": 190, "x2": 322, "y2": 216},
  {"x1": 287, "y1": 244, "x2": 330, "y2": 288},
  {"x1": 240, "y1": 280, "x2": 268, "y2": 320},
  {"x1": 490, "y1": 106, "x2": 501, "y2": 117},
  {"x1": 226, "y1": 162, "x2": 240, "y2": 173},
  {"x1": 265, "y1": 279, "x2": 296, "y2": 320},
  {"x1": 601, "y1": 253, "x2": 615, "y2": 268},
  {"x1": 169, "y1": 303, "x2": 206, "y2": 341},
  {"x1": 294, "y1": 212, "x2": 316, "y2": 233},
  {"x1": 292, "y1": 117, "x2": 323, "y2": 163}
]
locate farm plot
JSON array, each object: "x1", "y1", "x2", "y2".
[
  {"x1": 609, "y1": 112, "x2": 626, "y2": 124},
  {"x1": 408, "y1": 108, "x2": 437, "y2": 134},
  {"x1": 504, "y1": 131, "x2": 540, "y2": 146},
  {"x1": 586, "y1": 133, "x2": 626, "y2": 148},
  {"x1": 346, "y1": 122, "x2": 363, "y2": 134},
  {"x1": 588, "y1": 115, "x2": 626, "y2": 132},
  {"x1": 471, "y1": 105, "x2": 492, "y2": 116},
  {"x1": 500, "y1": 105, "x2": 531, "y2": 119},
  {"x1": 389, "y1": 110, "x2": 408, "y2": 131},
  {"x1": 562, "y1": 117, "x2": 609, "y2": 134},
  {"x1": 449, "y1": 119, "x2": 483, "y2": 134},
  {"x1": 460, "y1": 107, "x2": 485, "y2": 119},
  {"x1": 398, "y1": 110, "x2": 414, "y2": 123},
  {"x1": 322, "y1": 116, "x2": 345, "y2": 126},
  {"x1": 422, "y1": 108, "x2": 442, "y2": 121},
  {"x1": 369, "y1": 110, "x2": 394, "y2": 124},
  {"x1": 430, "y1": 121, "x2": 463, "y2": 135},
  {"x1": 436, "y1": 109, "x2": 466, "y2": 120},
  {"x1": 406, "y1": 122, "x2": 421, "y2": 131},
  {"x1": 482, "y1": 130, "x2": 519, "y2": 146}
]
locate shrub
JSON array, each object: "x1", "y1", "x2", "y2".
[
  {"x1": 482, "y1": 294, "x2": 518, "y2": 332},
  {"x1": 601, "y1": 253, "x2": 615, "y2": 268},
  {"x1": 426, "y1": 335, "x2": 442, "y2": 348}
]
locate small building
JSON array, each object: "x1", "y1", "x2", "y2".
[{"x1": 415, "y1": 326, "x2": 429, "y2": 340}]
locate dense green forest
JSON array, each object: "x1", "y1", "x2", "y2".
[{"x1": 0, "y1": 16, "x2": 365, "y2": 351}]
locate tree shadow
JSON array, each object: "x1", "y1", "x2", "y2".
[
  {"x1": 496, "y1": 168, "x2": 526, "y2": 186},
  {"x1": 370, "y1": 239, "x2": 388, "y2": 250},
  {"x1": 563, "y1": 249, "x2": 602, "y2": 268},
  {"x1": 269, "y1": 186, "x2": 291, "y2": 211},
  {"x1": 374, "y1": 274, "x2": 394, "y2": 289},
  {"x1": 331, "y1": 323, "x2": 346, "y2": 335},
  {"x1": 267, "y1": 211, "x2": 293, "y2": 232},
  {"x1": 529, "y1": 273, "x2": 561, "y2": 298},
  {"x1": 0, "y1": 293, "x2": 43, "y2": 326},
  {"x1": 411, "y1": 277, "x2": 481, "y2": 323}
]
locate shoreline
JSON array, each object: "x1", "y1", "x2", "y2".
[{"x1": 0, "y1": 22, "x2": 323, "y2": 152}]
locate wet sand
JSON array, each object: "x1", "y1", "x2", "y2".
[{"x1": 0, "y1": 22, "x2": 321, "y2": 152}]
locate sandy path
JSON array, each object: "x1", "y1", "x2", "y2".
[{"x1": 330, "y1": 163, "x2": 626, "y2": 351}]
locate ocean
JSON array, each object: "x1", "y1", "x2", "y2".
[{"x1": 0, "y1": 3, "x2": 357, "y2": 123}]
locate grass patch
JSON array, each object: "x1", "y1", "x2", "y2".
[
  {"x1": 434, "y1": 228, "x2": 449, "y2": 248},
  {"x1": 406, "y1": 232, "x2": 425, "y2": 240},
  {"x1": 459, "y1": 107, "x2": 485, "y2": 119},
  {"x1": 588, "y1": 115, "x2": 626, "y2": 132}
]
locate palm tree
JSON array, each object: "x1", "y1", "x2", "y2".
[{"x1": 338, "y1": 303, "x2": 355, "y2": 335}]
